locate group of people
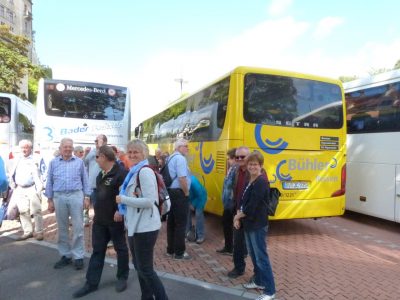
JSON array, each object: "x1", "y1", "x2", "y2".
[
  {"x1": 217, "y1": 146, "x2": 276, "y2": 300},
  {"x1": 0, "y1": 136, "x2": 275, "y2": 300}
]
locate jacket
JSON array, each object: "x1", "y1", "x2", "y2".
[{"x1": 120, "y1": 166, "x2": 161, "y2": 236}]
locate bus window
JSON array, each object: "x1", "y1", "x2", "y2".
[
  {"x1": 244, "y1": 74, "x2": 343, "y2": 129},
  {"x1": 44, "y1": 83, "x2": 126, "y2": 120},
  {"x1": 0, "y1": 97, "x2": 11, "y2": 123}
]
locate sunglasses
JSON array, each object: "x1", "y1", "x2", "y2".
[{"x1": 235, "y1": 155, "x2": 246, "y2": 160}]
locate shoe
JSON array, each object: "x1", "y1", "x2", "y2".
[
  {"x1": 227, "y1": 268, "x2": 244, "y2": 279},
  {"x1": 35, "y1": 232, "x2": 44, "y2": 241},
  {"x1": 196, "y1": 238, "x2": 204, "y2": 244},
  {"x1": 16, "y1": 233, "x2": 33, "y2": 241},
  {"x1": 166, "y1": 252, "x2": 174, "y2": 257},
  {"x1": 243, "y1": 280, "x2": 265, "y2": 289},
  {"x1": 255, "y1": 294, "x2": 275, "y2": 300},
  {"x1": 74, "y1": 259, "x2": 84, "y2": 270},
  {"x1": 216, "y1": 247, "x2": 233, "y2": 256},
  {"x1": 115, "y1": 279, "x2": 127, "y2": 293},
  {"x1": 54, "y1": 256, "x2": 72, "y2": 269},
  {"x1": 73, "y1": 283, "x2": 98, "y2": 298},
  {"x1": 173, "y1": 252, "x2": 191, "y2": 260}
]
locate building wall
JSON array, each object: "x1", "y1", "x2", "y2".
[{"x1": 0, "y1": 0, "x2": 35, "y2": 97}]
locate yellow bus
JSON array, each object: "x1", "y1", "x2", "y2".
[{"x1": 135, "y1": 66, "x2": 346, "y2": 219}]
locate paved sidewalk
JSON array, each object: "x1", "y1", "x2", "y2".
[
  {"x1": 2, "y1": 209, "x2": 400, "y2": 299},
  {"x1": 0, "y1": 236, "x2": 254, "y2": 300}
]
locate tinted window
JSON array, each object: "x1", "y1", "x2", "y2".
[
  {"x1": 44, "y1": 82, "x2": 127, "y2": 120},
  {"x1": 244, "y1": 74, "x2": 343, "y2": 129},
  {"x1": 141, "y1": 77, "x2": 229, "y2": 143},
  {"x1": 0, "y1": 97, "x2": 11, "y2": 123},
  {"x1": 18, "y1": 113, "x2": 34, "y2": 135},
  {"x1": 346, "y1": 82, "x2": 400, "y2": 133}
]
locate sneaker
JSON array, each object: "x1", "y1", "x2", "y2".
[
  {"x1": 166, "y1": 252, "x2": 174, "y2": 258},
  {"x1": 74, "y1": 259, "x2": 84, "y2": 270},
  {"x1": 173, "y1": 252, "x2": 191, "y2": 260},
  {"x1": 35, "y1": 232, "x2": 44, "y2": 241},
  {"x1": 216, "y1": 247, "x2": 233, "y2": 256},
  {"x1": 243, "y1": 280, "x2": 265, "y2": 289},
  {"x1": 115, "y1": 279, "x2": 127, "y2": 293},
  {"x1": 73, "y1": 283, "x2": 98, "y2": 298},
  {"x1": 255, "y1": 294, "x2": 275, "y2": 300},
  {"x1": 196, "y1": 238, "x2": 204, "y2": 244},
  {"x1": 227, "y1": 268, "x2": 244, "y2": 279},
  {"x1": 54, "y1": 256, "x2": 72, "y2": 269},
  {"x1": 16, "y1": 232, "x2": 33, "y2": 241}
]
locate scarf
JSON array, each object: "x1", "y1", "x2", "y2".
[{"x1": 118, "y1": 159, "x2": 149, "y2": 215}]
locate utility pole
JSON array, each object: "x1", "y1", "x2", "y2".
[{"x1": 174, "y1": 77, "x2": 188, "y2": 93}]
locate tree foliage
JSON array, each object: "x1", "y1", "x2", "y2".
[
  {"x1": 394, "y1": 59, "x2": 400, "y2": 70},
  {"x1": 0, "y1": 25, "x2": 52, "y2": 102},
  {"x1": 0, "y1": 25, "x2": 33, "y2": 97},
  {"x1": 28, "y1": 65, "x2": 52, "y2": 103}
]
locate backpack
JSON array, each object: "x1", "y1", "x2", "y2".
[
  {"x1": 159, "y1": 154, "x2": 178, "y2": 187},
  {"x1": 266, "y1": 187, "x2": 281, "y2": 216},
  {"x1": 137, "y1": 165, "x2": 171, "y2": 217}
]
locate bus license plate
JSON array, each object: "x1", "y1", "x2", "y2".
[{"x1": 282, "y1": 181, "x2": 309, "y2": 190}]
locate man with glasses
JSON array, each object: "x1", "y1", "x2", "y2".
[
  {"x1": 227, "y1": 146, "x2": 250, "y2": 279},
  {"x1": 73, "y1": 145, "x2": 129, "y2": 298},
  {"x1": 84, "y1": 135, "x2": 107, "y2": 206},
  {"x1": 166, "y1": 138, "x2": 192, "y2": 260}
]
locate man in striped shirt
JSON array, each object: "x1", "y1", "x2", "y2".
[{"x1": 45, "y1": 137, "x2": 91, "y2": 271}]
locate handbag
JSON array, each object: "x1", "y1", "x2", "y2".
[
  {"x1": 186, "y1": 224, "x2": 197, "y2": 242},
  {"x1": 267, "y1": 188, "x2": 281, "y2": 216}
]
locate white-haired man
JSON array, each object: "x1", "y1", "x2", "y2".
[
  {"x1": 166, "y1": 138, "x2": 192, "y2": 260},
  {"x1": 45, "y1": 138, "x2": 91, "y2": 270},
  {"x1": 9, "y1": 139, "x2": 44, "y2": 241}
]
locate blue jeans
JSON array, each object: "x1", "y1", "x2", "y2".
[
  {"x1": 128, "y1": 230, "x2": 168, "y2": 300},
  {"x1": 186, "y1": 206, "x2": 205, "y2": 240},
  {"x1": 244, "y1": 225, "x2": 276, "y2": 296}
]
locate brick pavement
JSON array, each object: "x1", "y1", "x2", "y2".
[{"x1": 2, "y1": 210, "x2": 400, "y2": 299}]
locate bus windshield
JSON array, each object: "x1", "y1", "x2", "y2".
[
  {"x1": 44, "y1": 82, "x2": 127, "y2": 120},
  {"x1": 244, "y1": 74, "x2": 343, "y2": 129},
  {"x1": 0, "y1": 97, "x2": 11, "y2": 123}
]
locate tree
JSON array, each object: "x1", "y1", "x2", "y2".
[
  {"x1": 394, "y1": 59, "x2": 400, "y2": 70},
  {"x1": 338, "y1": 75, "x2": 358, "y2": 83},
  {"x1": 0, "y1": 25, "x2": 33, "y2": 98},
  {"x1": 28, "y1": 65, "x2": 53, "y2": 104}
]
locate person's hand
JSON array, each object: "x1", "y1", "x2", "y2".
[
  {"x1": 234, "y1": 219, "x2": 241, "y2": 230},
  {"x1": 84, "y1": 196, "x2": 90, "y2": 209},
  {"x1": 116, "y1": 195, "x2": 121, "y2": 204},
  {"x1": 47, "y1": 199, "x2": 55, "y2": 213},
  {"x1": 114, "y1": 211, "x2": 123, "y2": 222}
]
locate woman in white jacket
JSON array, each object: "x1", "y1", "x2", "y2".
[{"x1": 116, "y1": 139, "x2": 168, "y2": 300}]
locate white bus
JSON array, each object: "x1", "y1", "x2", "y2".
[
  {"x1": 344, "y1": 69, "x2": 400, "y2": 222},
  {"x1": 0, "y1": 92, "x2": 36, "y2": 164},
  {"x1": 34, "y1": 79, "x2": 131, "y2": 172}
]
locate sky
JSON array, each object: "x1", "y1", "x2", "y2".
[{"x1": 33, "y1": 0, "x2": 400, "y2": 127}]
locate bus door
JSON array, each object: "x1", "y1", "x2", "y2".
[{"x1": 0, "y1": 95, "x2": 14, "y2": 162}]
